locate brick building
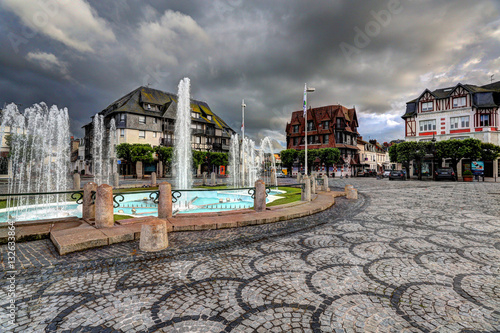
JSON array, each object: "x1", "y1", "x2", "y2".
[{"x1": 285, "y1": 104, "x2": 360, "y2": 176}]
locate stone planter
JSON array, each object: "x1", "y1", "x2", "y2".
[{"x1": 463, "y1": 176, "x2": 473, "y2": 182}]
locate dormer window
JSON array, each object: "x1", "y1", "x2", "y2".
[
  {"x1": 422, "y1": 101, "x2": 433, "y2": 111},
  {"x1": 147, "y1": 104, "x2": 151, "y2": 110},
  {"x1": 453, "y1": 97, "x2": 466, "y2": 108},
  {"x1": 207, "y1": 115, "x2": 212, "y2": 121},
  {"x1": 191, "y1": 112, "x2": 200, "y2": 119}
]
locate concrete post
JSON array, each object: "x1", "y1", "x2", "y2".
[
  {"x1": 346, "y1": 188, "x2": 358, "y2": 199},
  {"x1": 202, "y1": 172, "x2": 207, "y2": 186},
  {"x1": 211, "y1": 172, "x2": 216, "y2": 186},
  {"x1": 322, "y1": 174, "x2": 329, "y2": 191},
  {"x1": 301, "y1": 175, "x2": 311, "y2": 201},
  {"x1": 158, "y1": 161, "x2": 163, "y2": 178},
  {"x1": 114, "y1": 172, "x2": 119, "y2": 188},
  {"x1": 158, "y1": 182, "x2": 172, "y2": 218},
  {"x1": 345, "y1": 185, "x2": 354, "y2": 192},
  {"x1": 139, "y1": 219, "x2": 168, "y2": 252},
  {"x1": 73, "y1": 173, "x2": 81, "y2": 190},
  {"x1": 311, "y1": 176, "x2": 316, "y2": 194},
  {"x1": 82, "y1": 182, "x2": 97, "y2": 220},
  {"x1": 136, "y1": 161, "x2": 143, "y2": 179},
  {"x1": 297, "y1": 173, "x2": 302, "y2": 183},
  {"x1": 254, "y1": 179, "x2": 266, "y2": 212},
  {"x1": 271, "y1": 169, "x2": 277, "y2": 187},
  {"x1": 95, "y1": 184, "x2": 114, "y2": 228},
  {"x1": 151, "y1": 172, "x2": 157, "y2": 187}
]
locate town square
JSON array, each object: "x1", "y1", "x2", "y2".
[{"x1": 1, "y1": 0, "x2": 500, "y2": 332}]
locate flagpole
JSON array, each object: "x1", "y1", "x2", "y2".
[
  {"x1": 303, "y1": 84, "x2": 315, "y2": 176},
  {"x1": 241, "y1": 99, "x2": 246, "y2": 185}
]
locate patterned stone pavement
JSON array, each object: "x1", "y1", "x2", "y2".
[{"x1": 1, "y1": 178, "x2": 499, "y2": 332}]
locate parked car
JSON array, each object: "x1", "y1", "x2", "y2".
[
  {"x1": 383, "y1": 170, "x2": 391, "y2": 178},
  {"x1": 435, "y1": 168, "x2": 456, "y2": 181},
  {"x1": 276, "y1": 171, "x2": 287, "y2": 178},
  {"x1": 388, "y1": 170, "x2": 405, "y2": 180},
  {"x1": 367, "y1": 169, "x2": 377, "y2": 177},
  {"x1": 357, "y1": 170, "x2": 365, "y2": 177}
]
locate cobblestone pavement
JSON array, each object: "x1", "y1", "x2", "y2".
[{"x1": 1, "y1": 178, "x2": 499, "y2": 332}]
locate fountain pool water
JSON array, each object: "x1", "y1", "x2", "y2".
[{"x1": 0, "y1": 188, "x2": 286, "y2": 221}]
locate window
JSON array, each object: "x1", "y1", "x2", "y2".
[
  {"x1": 120, "y1": 113, "x2": 125, "y2": 122},
  {"x1": 480, "y1": 114, "x2": 490, "y2": 127},
  {"x1": 323, "y1": 134, "x2": 329, "y2": 144},
  {"x1": 450, "y1": 116, "x2": 469, "y2": 129},
  {"x1": 147, "y1": 104, "x2": 151, "y2": 110},
  {"x1": 323, "y1": 121, "x2": 329, "y2": 128},
  {"x1": 293, "y1": 125, "x2": 299, "y2": 133},
  {"x1": 153, "y1": 118, "x2": 158, "y2": 124},
  {"x1": 153, "y1": 132, "x2": 157, "y2": 138},
  {"x1": 191, "y1": 112, "x2": 200, "y2": 119},
  {"x1": 120, "y1": 129, "x2": 124, "y2": 137},
  {"x1": 307, "y1": 121, "x2": 315, "y2": 131},
  {"x1": 139, "y1": 130, "x2": 145, "y2": 138},
  {"x1": 207, "y1": 115, "x2": 212, "y2": 120},
  {"x1": 139, "y1": 116, "x2": 146, "y2": 124},
  {"x1": 293, "y1": 137, "x2": 299, "y2": 146},
  {"x1": 421, "y1": 101, "x2": 433, "y2": 111},
  {"x1": 194, "y1": 136, "x2": 201, "y2": 144},
  {"x1": 419, "y1": 119, "x2": 436, "y2": 132},
  {"x1": 453, "y1": 97, "x2": 466, "y2": 108}
]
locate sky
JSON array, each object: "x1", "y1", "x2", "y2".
[{"x1": 0, "y1": 0, "x2": 499, "y2": 148}]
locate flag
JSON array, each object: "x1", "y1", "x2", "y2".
[
  {"x1": 241, "y1": 121, "x2": 244, "y2": 131},
  {"x1": 303, "y1": 83, "x2": 307, "y2": 116}
]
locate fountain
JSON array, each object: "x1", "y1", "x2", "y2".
[
  {"x1": 0, "y1": 103, "x2": 72, "y2": 221},
  {"x1": 92, "y1": 114, "x2": 117, "y2": 185},
  {"x1": 173, "y1": 77, "x2": 192, "y2": 189}
]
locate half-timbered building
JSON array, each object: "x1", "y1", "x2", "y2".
[
  {"x1": 402, "y1": 81, "x2": 500, "y2": 178},
  {"x1": 285, "y1": 104, "x2": 360, "y2": 176}
]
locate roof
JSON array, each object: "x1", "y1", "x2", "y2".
[
  {"x1": 87, "y1": 86, "x2": 234, "y2": 133},
  {"x1": 409, "y1": 81, "x2": 500, "y2": 103}
]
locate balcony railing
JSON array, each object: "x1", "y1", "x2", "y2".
[{"x1": 160, "y1": 138, "x2": 175, "y2": 147}]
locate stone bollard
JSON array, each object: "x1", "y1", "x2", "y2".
[
  {"x1": 139, "y1": 218, "x2": 168, "y2": 252},
  {"x1": 95, "y1": 184, "x2": 114, "y2": 228},
  {"x1": 151, "y1": 172, "x2": 157, "y2": 187},
  {"x1": 158, "y1": 182, "x2": 172, "y2": 218},
  {"x1": 158, "y1": 161, "x2": 163, "y2": 178},
  {"x1": 301, "y1": 175, "x2": 311, "y2": 201},
  {"x1": 202, "y1": 172, "x2": 207, "y2": 186},
  {"x1": 346, "y1": 188, "x2": 358, "y2": 200},
  {"x1": 211, "y1": 172, "x2": 216, "y2": 186},
  {"x1": 271, "y1": 169, "x2": 277, "y2": 186},
  {"x1": 82, "y1": 182, "x2": 97, "y2": 220},
  {"x1": 311, "y1": 176, "x2": 317, "y2": 194},
  {"x1": 297, "y1": 173, "x2": 302, "y2": 183},
  {"x1": 322, "y1": 174, "x2": 329, "y2": 191},
  {"x1": 254, "y1": 179, "x2": 266, "y2": 212},
  {"x1": 136, "y1": 161, "x2": 143, "y2": 179},
  {"x1": 114, "y1": 172, "x2": 120, "y2": 188},
  {"x1": 73, "y1": 173, "x2": 81, "y2": 190},
  {"x1": 345, "y1": 185, "x2": 354, "y2": 193}
]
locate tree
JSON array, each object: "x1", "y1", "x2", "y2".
[
  {"x1": 395, "y1": 141, "x2": 416, "y2": 178},
  {"x1": 280, "y1": 149, "x2": 298, "y2": 176},
  {"x1": 318, "y1": 148, "x2": 340, "y2": 176},
  {"x1": 116, "y1": 143, "x2": 132, "y2": 163},
  {"x1": 156, "y1": 146, "x2": 173, "y2": 174},
  {"x1": 413, "y1": 141, "x2": 430, "y2": 180},
  {"x1": 192, "y1": 151, "x2": 207, "y2": 171},
  {"x1": 210, "y1": 152, "x2": 228, "y2": 168},
  {"x1": 388, "y1": 145, "x2": 398, "y2": 165},
  {"x1": 481, "y1": 142, "x2": 500, "y2": 161},
  {"x1": 130, "y1": 144, "x2": 154, "y2": 163},
  {"x1": 435, "y1": 138, "x2": 482, "y2": 175}
]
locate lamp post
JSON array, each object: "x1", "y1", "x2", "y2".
[
  {"x1": 241, "y1": 99, "x2": 246, "y2": 185},
  {"x1": 431, "y1": 133, "x2": 437, "y2": 180},
  {"x1": 303, "y1": 84, "x2": 315, "y2": 176}
]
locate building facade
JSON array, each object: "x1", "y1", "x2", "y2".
[
  {"x1": 356, "y1": 138, "x2": 391, "y2": 174},
  {"x1": 285, "y1": 104, "x2": 360, "y2": 176},
  {"x1": 402, "y1": 81, "x2": 500, "y2": 178},
  {"x1": 83, "y1": 86, "x2": 235, "y2": 175}
]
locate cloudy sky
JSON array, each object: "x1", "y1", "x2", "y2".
[{"x1": 1, "y1": 0, "x2": 499, "y2": 147}]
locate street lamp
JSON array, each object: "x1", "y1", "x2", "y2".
[
  {"x1": 431, "y1": 133, "x2": 436, "y2": 180},
  {"x1": 304, "y1": 84, "x2": 315, "y2": 176}
]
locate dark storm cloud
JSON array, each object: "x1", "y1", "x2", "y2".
[{"x1": 0, "y1": 0, "x2": 499, "y2": 145}]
